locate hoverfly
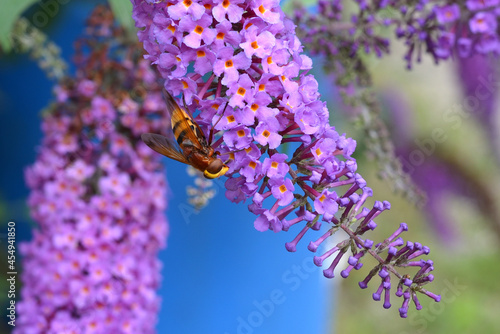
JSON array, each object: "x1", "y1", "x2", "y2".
[{"x1": 141, "y1": 89, "x2": 229, "y2": 179}]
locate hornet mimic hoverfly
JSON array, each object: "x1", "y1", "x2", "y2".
[{"x1": 141, "y1": 89, "x2": 230, "y2": 179}]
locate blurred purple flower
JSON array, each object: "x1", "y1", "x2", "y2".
[
  {"x1": 457, "y1": 53, "x2": 500, "y2": 163},
  {"x1": 17, "y1": 7, "x2": 169, "y2": 333},
  {"x1": 294, "y1": 0, "x2": 500, "y2": 68},
  {"x1": 435, "y1": 4, "x2": 460, "y2": 24},
  {"x1": 383, "y1": 74, "x2": 500, "y2": 244},
  {"x1": 457, "y1": 54, "x2": 498, "y2": 135},
  {"x1": 469, "y1": 11, "x2": 498, "y2": 33},
  {"x1": 466, "y1": 0, "x2": 500, "y2": 11}
]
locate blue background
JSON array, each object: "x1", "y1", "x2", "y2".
[{"x1": 0, "y1": 1, "x2": 333, "y2": 333}]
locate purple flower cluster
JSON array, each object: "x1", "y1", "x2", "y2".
[
  {"x1": 395, "y1": 0, "x2": 500, "y2": 65},
  {"x1": 295, "y1": 0, "x2": 500, "y2": 69},
  {"x1": 17, "y1": 7, "x2": 169, "y2": 333},
  {"x1": 132, "y1": 0, "x2": 439, "y2": 316},
  {"x1": 293, "y1": 0, "x2": 391, "y2": 70},
  {"x1": 433, "y1": 1, "x2": 500, "y2": 57},
  {"x1": 293, "y1": 1, "x2": 428, "y2": 207}
]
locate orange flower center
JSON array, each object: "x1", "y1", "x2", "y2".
[{"x1": 194, "y1": 26, "x2": 204, "y2": 34}]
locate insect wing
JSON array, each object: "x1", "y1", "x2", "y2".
[
  {"x1": 141, "y1": 133, "x2": 190, "y2": 164},
  {"x1": 163, "y1": 89, "x2": 208, "y2": 149}
]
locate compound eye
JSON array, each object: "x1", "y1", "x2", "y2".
[
  {"x1": 203, "y1": 160, "x2": 229, "y2": 179},
  {"x1": 206, "y1": 159, "x2": 223, "y2": 174}
]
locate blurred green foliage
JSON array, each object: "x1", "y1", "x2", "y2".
[
  {"x1": 330, "y1": 42, "x2": 500, "y2": 334},
  {"x1": 0, "y1": 0, "x2": 38, "y2": 51}
]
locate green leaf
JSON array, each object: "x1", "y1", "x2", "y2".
[
  {"x1": 0, "y1": 0, "x2": 40, "y2": 52},
  {"x1": 282, "y1": 0, "x2": 317, "y2": 16},
  {"x1": 108, "y1": 0, "x2": 136, "y2": 37}
]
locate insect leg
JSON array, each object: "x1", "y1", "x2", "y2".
[
  {"x1": 208, "y1": 101, "x2": 229, "y2": 144},
  {"x1": 216, "y1": 147, "x2": 248, "y2": 164}
]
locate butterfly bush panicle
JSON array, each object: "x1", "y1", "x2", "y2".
[
  {"x1": 17, "y1": 7, "x2": 168, "y2": 333},
  {"x1": 295, "y1": 0, "x2": 500, "y2": 69},
  {"x1": 294, "y1": 0, "x2": 500, "y2": 222},
  {"x1": 292, "y1": 1, "x2": 429, "y2": 207},
  {"x1": 131, "y1": 0, "x2": 439, "y2": 315}
]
